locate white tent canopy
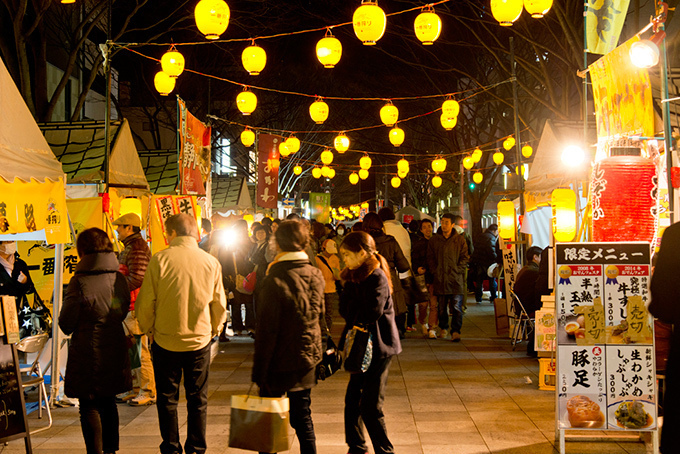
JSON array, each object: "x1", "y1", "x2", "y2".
[
  {"x1": 395, "y1": 206, "x2": 435, "y2": 223},
  {"x1": 0, "y1": 57, "x2": 65, "y2": 182}
]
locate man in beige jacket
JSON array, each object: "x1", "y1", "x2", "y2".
[{"x1": 136, "y1": 213, "x2": 227, "y2": 454}]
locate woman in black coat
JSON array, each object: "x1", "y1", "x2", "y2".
[
  {"x1": 252, "y1": 220, "x2": 325, "y2": 454},
  {"x1": 59, "y1": 228, "x2": 132, "y2": 454},
  {"x1": 339, "y1": 231, "x2": 402, "y2": 454},
  {"x1": 362, "y1": 213, "x2": 410, "y2": 337}
]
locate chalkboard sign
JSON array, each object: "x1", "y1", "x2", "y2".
[{"x1": 0, "y1": 342, "x2": 32, "y2": 452}]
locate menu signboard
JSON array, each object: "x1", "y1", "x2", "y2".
[{"x1": 555, "y1": 243, "x2": 656, "y2": 435}]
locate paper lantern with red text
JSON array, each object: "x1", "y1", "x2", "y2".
[{"x1": 590, "y1": 155, "x2": 657, "y2": 242}]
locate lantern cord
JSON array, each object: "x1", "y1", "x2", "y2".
[
  {"x1": 111, "y1": 0, "x2": 453, "y2": 48},
  {"x1": 124, "y1": 46, "x2": 511, "y2": 102}
]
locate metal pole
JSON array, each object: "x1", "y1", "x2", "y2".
[
  {"x1": 103, "y1": 0, "x2": 112, "y2": 191},
  {"x1": 660, "y1": 29, "x2": 674, "y2": 222},
  {"x1": 509, "y1": 37, "x2": 524, "y2": 216},
  {"x1": 459, "y1": 160, "x2": 464, "y2": 219},
  {"x1": 49, "y1": 243, "x2": 64, "y2": 406}
]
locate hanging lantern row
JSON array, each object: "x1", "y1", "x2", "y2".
[
  {"x1": 432, "y1": 175, "x2": 442, "y2": 188},
  {"x1": 490, "y1": 0, "x2": 553, "y2": 27},
  {"x1": 431, "y1": 157, "x2": 447, "y2": 174}
]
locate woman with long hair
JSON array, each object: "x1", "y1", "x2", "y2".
[
  {"x1": 339, "y1": 231, "x2": 402, "y2": 454},
  {"x1": 59, "y1": 228, "x2": 132, "y2": 454},
  {"x1": 253, "y1": 220, "x2": 325, "y2": 454},
  {"x1": 361, "y1": 212, "x2": 410, "y2": 338}
]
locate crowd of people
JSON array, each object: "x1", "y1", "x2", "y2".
[{"x1": 1, "y1": 208, "x2": 514, "y2": 454}]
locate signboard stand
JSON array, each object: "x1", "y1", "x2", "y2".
[
  {"x1": 0, "y1": 343, "x2": 33, "y2": 453},
  {"x1": 554, "y1": 242, "x2": 659, "y2": 454}
]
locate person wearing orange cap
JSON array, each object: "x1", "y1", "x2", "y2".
[
  {"x1": 316, "y1": 239, "x2": 341, "y2": 335},
  {"x1": 112, "y1": 212, "x2": 155, "y2": 407}
]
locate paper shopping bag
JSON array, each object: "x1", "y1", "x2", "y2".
[{"x1": 229, "y1": 394, "x2": 290, "y2": 452}]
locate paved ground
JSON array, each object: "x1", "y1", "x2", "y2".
[{"x1": 3, "y1": 299, "x2": 654, "y2": 454}]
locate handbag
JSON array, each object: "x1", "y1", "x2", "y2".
[
  {"x1": 343, "y1": 325, "x2": 373, "y2": 373},
  {"x1": 229, "y1": 394, "x2": 290, "y2": 452},
  {"x1": 18, "y1": 293, "x2": 52, "y2": 339},
  {"x1": 233, "y1": 253, "x2": 256, "y2": 295},
  {"x1": 316, "y1": 334, "x2": 343, "y2": 381}
]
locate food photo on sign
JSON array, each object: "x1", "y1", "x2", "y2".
[{"x1": 558, "y1": 344, "x2": 607, "y2": 429}]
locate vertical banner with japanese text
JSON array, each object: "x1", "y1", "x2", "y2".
[
  {"x1": 149, "y1": 195, "x2": 199, "y2": 255},
  {"x1": 585, "y1": 0, "x2": 630, "y2": 55},
  {"x1": 257, "y1": 134, "x2": 279, "y2": 210},
  {"x1": 178, "y1": 97, "x2": 211, "y2": 195},
  {"x1": 310, "y1": 193, "x2": 331, "y2": 223},
  {"x1": 555, "y1": 242, "x2": 656, "y2": 433}
]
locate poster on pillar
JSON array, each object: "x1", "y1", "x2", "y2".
[
  {"x1": 178, "y1": 97, "x2": 211, "y2": 196},
  {"x1": 310, "y1": 193, "x2": 331, "y2": 223},
  {"x1": 257, "y1": 134, "x2": 280, "y2": 209}
]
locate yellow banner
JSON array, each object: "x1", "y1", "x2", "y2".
[
  {"x1": 586, "y1": 0, "x2": 630, "y2": 55},
  {"x1": 18, "y1": 197, "x2": 103, "y2": 305},
  {"x1": 0, "y1": 177, "x2": 69, "y2": 244},
  {"x1": 589, "y1": 37, "x2": 654, "y2": 138},
  {"x1": 149, "y1": 195, "x2": 199, "y2": 255}
]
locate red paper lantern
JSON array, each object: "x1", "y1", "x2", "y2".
[{"x1": 590, "y1": 156, "x2": 657, "y2": 242}]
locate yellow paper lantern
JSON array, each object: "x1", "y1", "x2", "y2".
[
  {"x1": 267, "y1": 158, "x2": 280, "y2": 170},
  {"x1": 328, "y1": 168, "x2": 336, "y2": 179},
  {"x1": 120, "y1": 197, "x2": 142, "y2": 219},
  {"x1": 391, "y1": 176, "x2": 401, "y2": 188},
  {"x1": 353, "y1": 0, "x2": 387, "y2": 45},
  {"x1": 551, "y1": 188, "x2": 577, "y2": 242},
  {"x1": 316, "y1": 31, "x2": 342, "y2": 68},
  {"x1": 242, "y1": 43, "x2": 267, "y2": 75},
  {"x1": 524, "y1": 0, "x2": 553, "y2": 18},
  {"x1": 516, "y1": 163, "x2": 529, "y2": 179},
  {"x1": 472, "y1": 148, "x2": 482, "y2": 163},
  {"x1": 236, "y1": 89, "x2": 257, "y2": 115},
  {"x1": 359, "y1": 169, "x2": 369, "y2": 180},
  {"x1": 321, "y1": 149, "x2": 334, "y2": 165},
  {"x1": 154, "y1": 71, "x2": 175, "y2": 96},
  {"x1": 285, "y1": 136, "x2": 300, "y2": 154},
  {"x1": 493, "y1": 151, "x2": 504, "y2": 165},
  {"x1": 243, "y1": 214, "x2": 254, "y2": 224},
  {"x1": 293, "y1": 165, "x2": 302, "y2": 175},
  {"x1": 397, "y1": 158, "x2": 409, "y2": 173},
  {"x1": 491, "y1": 0, "x2": 523, "y2": 26},
  {"x1": 432, "y1": 175, "x2": 442, "y2": 188},
  {"x1": 440, "y1": 114, "x2": 457, "y2": 131},
  {"x1": 497, "y1": 199, "x2": 516, "y2": 239},
  {"x1": 321, "y1": 166, "x2": 330, "y2": 178},
  {"x1": 413, "y1": 6, "x2": 442, "y2": 45},
  {"x1": 359, "y1": 155, "x2": 372, "y2": 170},
  {"x1": 380, "y1": 102, "x2": 399, "y2": 127},
  {"x1": 361, "y1": 202, "x2": 369, "y2": 209},
  {"x1": 279, "y1": 142, "x2": 290, "y2": 157},
  {"x1": 334, "y1": 133, "x2": 350, "y2": 153},
  {"x1": 349, "y1": 173, "x2": 359, "y2": 185},
  {"x1": 161, "y1": 47, "x2": 185, "y2": 78},
  {"x1": 522, "y1": 144, "x2": 533, "y2": 158},
  {"x1": 389, "y1": 127, "x2": 405, "y2": 147},
  {"x1": 241, "y1": 128, "x2": 255, "y2": 147},
  {"x1": 462, "y1": 156, "x2": 474, "y2": 170},
  {"x1": 503, "y1": 136, "x2": 516, "y2": 151},
  {"x1": 309, "y1": 98, "x2": 329, "y2": 124},
  {"x1": 442, "y1": 99, "x2": 460, "y2": 118},
  {"x1": 473, "y1": 171, "x2": 483, "y2": 184},
  {"x1": 195, "y1": 0, "x2": 230, "y2": 40},
  {"x1": 431, "y1": 157, "x2": 446, "y2": 173},
  {"x1": 312, "y1": 167, "x2": 322, "y2": 179},
  {"x1": 397, "y1": 169, "x2": 408, "y2": 179}
]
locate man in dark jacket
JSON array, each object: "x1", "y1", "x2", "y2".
[
  {"x1": 470, "y1": 224, "x2": 500, "y2": 303},
  {"x1": 253, "y1": 220, "x2": 324, "y2": 454},
  {"x1": 113, "y1": 212, "x2": 155, "y2": 406},
  {"x1": 512, "y1": 246, "x2": 542, "y2": 357},
  {"x1": 427, "y1": 213, "x2": 469, "y2": 341},
  {"x1": 412, "y1": 219, "x2": 438, "y2": 338}
]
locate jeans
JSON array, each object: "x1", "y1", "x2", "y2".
[
  {"x1": 474, "y1": 265, "x2": 497, "y2": 302},
  {"x1": 78, "y1": 396, "x2": 119, "y2": 454},
  {"x1": 259, "y1": 388, "x2": 316, "y2": 454},
  {"x1": 152, "y1": 342, "x2": 211, "y2": 454},
  {"x1": 230, "y1": 290, "x2": 255, "y2": 331},
  {"x1": 345, "y1": 356, "x2": 394, "y2": 454},
  {"x1": 437, "y1": 294, "x2": 464, "y2": 334}
]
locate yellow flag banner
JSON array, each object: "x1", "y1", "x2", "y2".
[
  {"x1": 18, "y1": 197, "x2": 103, "y2": 306},
  {"x1": 586, "y1": 0, "x2": 630, "y2": 55},
  {"x1": 589, "y1": 37, "x2": 654, "y2": 138},
  {"x1": 149, "y1": 195, "x2": 199, "y2": 255},
  {"x1": 0, "y1": 177, "x2": 69, "y2": 244}
]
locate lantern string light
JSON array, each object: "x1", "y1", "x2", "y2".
[
  {"x1": 111, "y1": 0, "x2": 454, "y2": 49},
  {"x1": 122, "y1": 46, "x2": 513, "y2": 103}
]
